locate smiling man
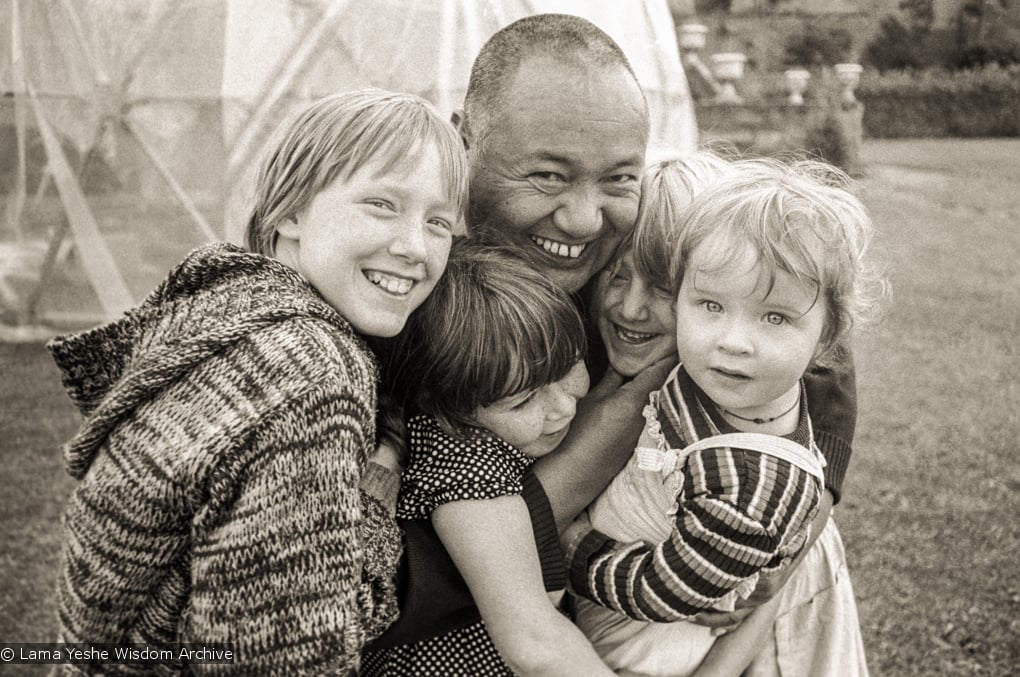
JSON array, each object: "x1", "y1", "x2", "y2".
[
  {"x1": 370, "y1": 15, "x2": 674, "y2": 657},
  {"x1": 454, "y1": 13, "x2": 649, "y2": 294},
  {"x1": 449, "y1": 16, "x2": 669, "y2": 532},
  {"x1": 372, "y1": 13, "x2": 857, "y2": 666}
]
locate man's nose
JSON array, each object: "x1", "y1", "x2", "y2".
[{"x1": 552, "y1": 185, "x2": 603, "y2": 238}]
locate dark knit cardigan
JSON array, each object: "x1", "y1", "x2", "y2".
[{"x1": 48, "y1": 243, "x2": 401, "y2": 675}]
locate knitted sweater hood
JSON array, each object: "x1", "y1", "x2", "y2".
[{"x1": 49, "y1": 242, "x2": 361, "y2": 480}]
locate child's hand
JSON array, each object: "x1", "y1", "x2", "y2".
[
  {"x1": 692, "y1": 555, "x2": 795, "y2": 636},
  {"x1": 693, "y1": 603, "x2": 756, "y2": 636},
  {"x1": 694, "y1": 486, "x2": 834, "y2": 635},
  {"x1": 369, "y1": 439, "x2": 406, "y2": 476}
]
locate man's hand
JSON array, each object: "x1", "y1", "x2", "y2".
[
  {"x1": 601, "y1": 356, "x2": 676, "y2": 404},
  {"x1": 576, "y1": 355, "x2": 678, "y2": 467}
]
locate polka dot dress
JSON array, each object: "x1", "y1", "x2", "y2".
[
  {"x1": 361, "y1": 415, "x2": 533, "y2": 675},
  {"x1": 396, "y1": 414, "x2": 533, "y2": 521},
  {"x1": 361, "y1": 620, "x2": 513, "y2": 676}
]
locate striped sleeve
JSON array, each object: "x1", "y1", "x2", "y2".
[{"x1": 568, "y1": 447, "x2": 820, "y2": 622}]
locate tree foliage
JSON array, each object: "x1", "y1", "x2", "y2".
[{"x1": 863, "y1": 0, "x2": 1020, "y2": 71}]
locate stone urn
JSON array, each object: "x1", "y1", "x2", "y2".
[
  {"x1": 834, "y1": 63, "x2": 864, "y2": 106},
  {"x1": 710, "y1": 52, "x2": 746, "y2": 104},
  {"x1": 784, "y1": 69, "x2": 811, "y2": 105},
  {"x1": 678, "y1": 24, "x2": 708, "y2": 53}
]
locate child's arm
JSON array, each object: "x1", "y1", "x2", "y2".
[
  {"x1": 358, "y1": 461, "x2": 404, "y2": 642},
  {"x1": 531, "y1": 356, "x2": 676, "y2": 532},
  {"x1": 689, "y1": 588, "x2": 785, "y2": 677},
  {"x1": 692, "y1": 487, "x2": 834, "y2": 633},
  {"x1": 433, "y1": 495, "x2": 615, "y2": 676},
  {"x1": 187, "y1": 384, "x2": 386, "y2": 673},
  {"x1": 565, "y1": 449, "x2": 818, "y2": 623}
]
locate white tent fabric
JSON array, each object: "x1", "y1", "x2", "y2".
[
  {"x1": 1, "y1": 0, "x2": 697, "y2": 330},
  {"x1": 220, "y1": 0, "x2": 698, "y2": 241}
]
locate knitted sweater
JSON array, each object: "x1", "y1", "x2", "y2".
[{"x1": 48, "y1": 243, "x2": 401, "y2": 675}]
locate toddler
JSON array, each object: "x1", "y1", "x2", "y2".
[{"x1": 568, "y1": 155, "x2": 879, "y2": 676}]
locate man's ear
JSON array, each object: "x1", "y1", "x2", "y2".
[
  {"x1": 276, "y1": 215, "x2": 300, "y2": 240},
  {"x1": 450, "y1": 109, "x2": 470, "y2": 150}
]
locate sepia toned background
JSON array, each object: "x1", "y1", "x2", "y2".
[{"x1": 2, "y1": 1, "x2": 1018, "y2": 674}]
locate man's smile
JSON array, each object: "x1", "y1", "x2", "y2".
[{"x1": 530, "y1": 235, "x2": 587, "y2": 259}]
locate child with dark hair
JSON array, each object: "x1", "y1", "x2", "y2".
[{"x1": 362, "y1": 238, "x2": 615, "y2": 676}]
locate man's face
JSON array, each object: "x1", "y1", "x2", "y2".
[{"x1": 466, "y1": 56, "x2": 648, "y2": 293}]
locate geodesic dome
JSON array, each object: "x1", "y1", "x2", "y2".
[{"x1": 0, "y1": 0, "x2": 697, "y2": 334}]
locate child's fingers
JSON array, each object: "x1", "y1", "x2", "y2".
[
  {"x1": 369, "y1": 440, "x2": 405, "y2": 475},
  {"x1": 693, "y1": 605, "x2": 754, "y2": 634}
]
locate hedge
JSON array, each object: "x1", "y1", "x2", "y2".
[{"x1": 858, "y1": 65, "x2": 1020, "y2": 138}]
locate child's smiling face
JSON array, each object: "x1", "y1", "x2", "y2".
[
  {"x1": 595, "y1": 249, "x2": 677, "y2": 378},
  {"x1": 675, "y1": 244, "x2": 826, "y2": 423},
  {"x1": 275, "y1": 141, "x2": 458, "y2": 338},
  {"x1": 472, "y1": 361, "x2": 590, "y2": 458}
]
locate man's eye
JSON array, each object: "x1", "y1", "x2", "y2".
[
  {"x1": 607, "y1": 174, "x2": 637, "y2": 184},
  {"x1": 366, "y1": 199, "x2": 393, "y2": 210},
  {"x1": 765, "y1": 312, "x2": 787, "y2": 326},
  {"x1": 530, "y1": 172, "x2": 566, "y2": 183}
]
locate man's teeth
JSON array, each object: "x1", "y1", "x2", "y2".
[
  {"x1": 532, "y1": 236, "x2": 586, "y2": 259},
  {"x1": 616, "y1": 325, "x2": 655, "y2": 343},
  {"x1": 366, "y1": 271, "x2": 413, "y2": 295}
]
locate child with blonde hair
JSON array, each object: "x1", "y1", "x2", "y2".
[
  {"x1": 48, "y1": 89, "x2": 466, "y2": 673},
  {"x1": 569, "y1": 154, "x2": 880, "y2": 676}
]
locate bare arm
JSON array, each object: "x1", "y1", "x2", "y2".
[
  {"x1": 532, "y1": 356, "x2": 676, "y2": 532},
  {"x1": 433, "y1": 496, "x2": 614, "y2": 676}
]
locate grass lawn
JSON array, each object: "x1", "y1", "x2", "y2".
[
  {"x1": 1, "y1": 138, "x2": 1018, "y2": 675},
  {"x1": 841, "y1": 138, "x2": 1020, "y2": 675}
]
